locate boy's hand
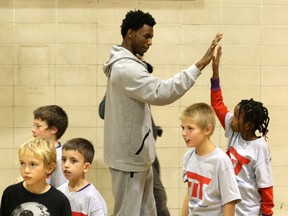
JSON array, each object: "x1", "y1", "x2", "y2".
[
  {"x1": 212, "y1": 46, "x2": 222, "y2": 79},
  {"x1": 16, "y1": 176, "x2": 24, "y2": 183},
  {"x1": 195, "y1": 33, "x2": 223, "y2": 71}
]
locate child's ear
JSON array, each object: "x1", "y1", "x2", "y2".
[
  {"x1": 205, "y1": 125, "x2": 213, "y2": 136},
  {"x1": 83, "y1": 163, "x2": 91, "y2": 173},
  {"x1": 245, "y1": 122, "x2": 254, "y2": 131},
  {"x1": 46, "y1": 163, "x2": 56, "y2": 176},
  {"x1": 50, "y1": 126, "x2": 58, "y2": 135}
]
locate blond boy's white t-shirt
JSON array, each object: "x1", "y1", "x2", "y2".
[{"x1": 183, "y1": 147, "x2": 241, "y2": 216}]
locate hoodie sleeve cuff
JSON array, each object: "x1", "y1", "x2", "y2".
[
  {"x1": 189, "y1": 64, "x2": 201, "y2": 78},
  {"x1": 210, "y1": 78, "x2": 220, "y2": 90}
]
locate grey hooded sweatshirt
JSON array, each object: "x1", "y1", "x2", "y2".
[{"x1": 103, "y1": 45, "x2": 201, "y2": 172}]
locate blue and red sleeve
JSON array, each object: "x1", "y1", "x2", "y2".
[{"x1": 210, "y1": 78, "x2": 229, "y2": 129}]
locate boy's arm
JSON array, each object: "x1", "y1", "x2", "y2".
[
  {"x1": 259, "y1": 186, "x2": 274, "y2": 216},
  {"x1": 211, "y1": 46, "x2": 228, "y2": 129},
  {"x1": 223, "y1": 200, "x2": 236, "y2": 216},
  {"x1": 211, "y1": 85, "x2": 228, "y2": 129},
  {"x1": 180, "y1": 189, "x2": 190, "y2": 216}
]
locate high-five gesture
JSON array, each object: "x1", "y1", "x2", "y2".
[{"x1": 195, "y1": 33, "x2": 222, "y2": 71}]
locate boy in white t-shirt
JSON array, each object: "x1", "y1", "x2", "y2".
[
  {"x1": 58, "y1": 137, "x2": 107, "y2": 216},
  {"x1": 180, "y1": 103, "x2": 241, "y2": 216},
  {"x1": 32, "y1": 105, "x2": 68, "y2": 188},
  {"x1": 16, "y1": 105, "x2": 68, "y2": 188},
  {"x1": 210, "y1": 46, "x2": 274, "y2": 215}
]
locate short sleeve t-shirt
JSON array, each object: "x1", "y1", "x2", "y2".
[
  {"x1": 183, "y1": 147, "x2": 241, "y2": 216},
  {"x1": 58, "y1": 182, "x2": 107, "y2": 216},
  {"x1": 225, "y1": 112, "x2": 273, "y2": 215}
]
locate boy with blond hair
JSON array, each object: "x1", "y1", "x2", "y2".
[
  {"x1": 58, "y1": 138, "x2": 107, "y2": 216},
  {"x1": 180, "y1": 103, "x2": 241, "y2": 216},
  {"x1": 0, "y1": 137, "x2": 71, "y2": 216}
]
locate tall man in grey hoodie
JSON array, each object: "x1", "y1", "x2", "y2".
[{"x1": 103, "y1": 9, "x2": 222, "y2": 216}]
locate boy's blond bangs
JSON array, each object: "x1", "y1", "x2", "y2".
[{"x1": 18, "y1": 137, "x2": 57, "y2": 168}]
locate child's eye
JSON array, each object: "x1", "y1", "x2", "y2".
[
  {"x1": 31, "y1": 163, "x2": 38, "y2": 167},
  {"x1": 62, "y1": 158, "x2": 66, "y2": 163}
]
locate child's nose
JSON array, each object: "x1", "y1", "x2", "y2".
[
  {"x1": 182, "y1": 129, "x2": 187, "y2": 136},
  {"x1": 64, "y1": 161, "x2": 69, "y2": 167},
  {"x1": 24, "y1": 166, "x2": 30, "y2": 173}
]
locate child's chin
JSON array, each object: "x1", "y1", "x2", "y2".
[
  {"x1": 186, "y1": 144, "x2": 195, "y2": 148},
  {"x1": 64, "y1": 174, "x2": 72, "y2": 180}
]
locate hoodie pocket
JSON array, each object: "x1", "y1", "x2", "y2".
[{"x1": 135, "y1": 129, "x2": 151, "y2": 155}]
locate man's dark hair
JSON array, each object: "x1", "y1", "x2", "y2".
[{"x1": 121, "y1": 9, "x2": 156, "y2": 38}]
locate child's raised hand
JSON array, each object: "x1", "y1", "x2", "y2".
[{"x1": 212, "y1": 46, "x2": 222, "y2": 79}]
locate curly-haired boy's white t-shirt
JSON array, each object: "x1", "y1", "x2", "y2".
[
  {"x1": 225, "y1": 112, "x2": 273, "y2": 216},
  {"x1": 183, "y1": 147, "x2": 241, "y2": 216}
]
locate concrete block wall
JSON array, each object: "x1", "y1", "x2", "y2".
[{"x1": 0, "y1": 0, "x2": 288, "y2": 215}]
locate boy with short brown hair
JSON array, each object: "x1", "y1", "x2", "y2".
[
  {"x1": 32, "y1": 105, "x2": 68, "y2": 187},
  {"x1": 58, "y1": 138, "x2": 107, "y2": 216}
]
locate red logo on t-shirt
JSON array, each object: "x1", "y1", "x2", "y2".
[
  {"x1": 187, "y1": 172, "x2": 211, "y2": 199},
  {"x1": 226, "y1": 146, "x2": 250, "y2": 175},
  {"x1": 72, "y1": 212, "x2": 87, "y2": 216}
]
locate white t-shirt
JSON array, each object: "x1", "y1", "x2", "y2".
[
  {"x1": 225, "y1": 113, "x2": 273, "y2": 216},
  {"x1": 58, "y1": 182, "x2": 107, "y2": 216},
  {"x1": 47, "y1": 143, "x2": 67, "y2": 188},
  {"x1": 183, "y1": 147, "x2": 241, "y2": 216}
]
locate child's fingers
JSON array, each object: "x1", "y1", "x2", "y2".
[
  {"x1": 216, "y1": 46, "x2": 222, "y2": 60},
  {"x1": 15, "y1": 176, "x2": 24, "y2": 183}
]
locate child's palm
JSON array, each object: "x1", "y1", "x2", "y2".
[{"x1": 212, "y1": 46, "x2": 222, "y2": 78}]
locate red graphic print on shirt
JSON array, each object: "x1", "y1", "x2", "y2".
[
  {"x1": 72, "y1": 212, "x2": 87, "y2": 216},
  {"x1": 187, "y1": 172, "x2": 211, "y2": 199},
  {"x1": 226, "y1": 146, "x2": 250, "y2": 175}
]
